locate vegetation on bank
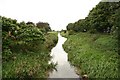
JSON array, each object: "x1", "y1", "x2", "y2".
[
  {"x1": 63, "y1": 32, "x2": 118, "y2": 78},
  {"x1": 1, "y1": 16, "x2": 58, "y2": 78},
  {"x1": 60, "y1": 30, "x2": 69, "y2": 38},
  {"x1": 62, "y1": 2, "x2": 119, "y2": 79}
]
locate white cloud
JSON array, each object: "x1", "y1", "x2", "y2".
[{"x1": 0, "y1": 0, "x2": 101, "y2": 30}]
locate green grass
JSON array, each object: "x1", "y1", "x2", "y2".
[
  {"x1": 2, "y1": 32, "x2": 58, "y2": 78},
  {"x1": 63, "y1": 32, "x2": 119, "y2": 79},
  {"x1": 60, "y1": 31, "x2": 69, "y2": 38},
  {"x1": 44, "y1": 32, "x2": 58, "y2": 51}
]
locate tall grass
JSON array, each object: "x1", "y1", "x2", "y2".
[{"x1": 63, "y1": 32, "x2": 119, "y2": 79}]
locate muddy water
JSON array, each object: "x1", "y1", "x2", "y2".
[{"x1": 49, "y1": 33, "x2": 80, "y2": 78}]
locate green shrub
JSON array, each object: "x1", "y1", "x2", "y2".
[
  {"x1": 68, "y1": 30, "x2": 75, "y2": 35},
  {"x1": 89, "y1": 29, "x2": 97, "y2": 34}
]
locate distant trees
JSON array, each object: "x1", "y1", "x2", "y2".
[
  {"x1": 36, "y1": 22, "x2": 51, "y2": 32},
  {"x1": 67, "y1": 23, "x2": 74, "y2": 31},
  {"x1": 66, "y1": 2, "x2": 120, "y2": 34},
  {"x1": 26, "y1": 21, "x2": 35, "y2": 26}
]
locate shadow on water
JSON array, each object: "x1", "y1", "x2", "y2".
[{"x1": 48, "y1": 33, "x2": 80, "y2": 79}]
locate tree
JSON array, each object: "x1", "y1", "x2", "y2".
[
  {"x1": 66, "y1": 2, "x2": 120, "y2": 33},
  {"x1": 66, "y1": 23, "x2": 74, "y2": 31},
  {"x1": 36, "y1": 22, "x2": 51, "y2": 32},
  {"x1": 26, "y1": 21, "x2": 35, "y2": 26}
]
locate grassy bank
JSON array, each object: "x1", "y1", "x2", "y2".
[
  {"x1": 63, "y1": 32, "x2": 118, "y2": 79},
  {"x1": 60, "y1": 31, "x2": 69, "y2": 38},
  {"x1": 2, "y1": 32, "x2": 58, "y2": 78}
]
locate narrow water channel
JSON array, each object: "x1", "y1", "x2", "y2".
[{"x1": 49, "y1": 33, "x2": 80, "y2": 78}]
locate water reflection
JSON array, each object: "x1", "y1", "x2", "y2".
[{"x1": 49, "y1": 33, "x2": 80, "y2": 78}]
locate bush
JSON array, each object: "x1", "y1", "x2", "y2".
[
  {"x1": 89, "y1": 29, "x2": 97, "y2": 34},
  {"x1": 68, "y1": 30, "x2": 75, "y2": 35}
]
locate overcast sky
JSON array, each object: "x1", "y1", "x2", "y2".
[{"x1": 0, "y1": 0, "x2": 102, "y2": 31}]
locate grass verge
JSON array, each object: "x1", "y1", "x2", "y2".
[{"x1": 63, "y1": 32, "x2": 119, "y2": 79}]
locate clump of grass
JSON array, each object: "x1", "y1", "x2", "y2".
[
  {"x1": 3, "y1": 52, "x2": 57, "y2": 78},
  {"x1": 63, "y1": 32, "x2": 118, "y2": 78}
]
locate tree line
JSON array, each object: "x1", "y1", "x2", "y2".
[
  {"x1": 67, "y1": 2, "x2": 120, "y2": 36},
  {"x1": 1, "y1": 16, "x2": 52, "y2": 61}
]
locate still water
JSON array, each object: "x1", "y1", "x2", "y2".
[{"x1": 49, "y1": 33, "x2": 80, "y2": 78}]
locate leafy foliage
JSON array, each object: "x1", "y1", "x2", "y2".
[
  {"x1": 66, "y1": 2, "x2": 120, "y2": 34},
  {"x1": 2, "y1": 16, "x2": 46, "y2": 61},
  {"x1": 18, "y1": 27, "x2": 44, "y2": 44},
  {"x1": 36, "y1": 22, "x2": 51, "y2": 32},
  {"x1": 2, "y1": 16, "x2": 58, "y2": 78}
]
